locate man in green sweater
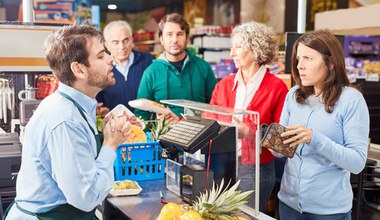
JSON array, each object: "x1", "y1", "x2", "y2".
[{"x1": 135, "y1": 13, "x2": 217, "y2": 123}]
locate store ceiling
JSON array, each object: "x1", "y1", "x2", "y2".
[
  {"x1": 0, "y1": 0, "x2": 184, "y2": 13},
  {"x1": 92, "y1": 0, "x2": 184, "y2": 12}
]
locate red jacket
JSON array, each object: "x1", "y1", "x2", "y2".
[{"x1": 210, "y1": 71, "x2": 288, "y2": 164}]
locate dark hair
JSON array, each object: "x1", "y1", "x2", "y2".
[
  {"x1": 44, "y1": 25, "x2": 102, "y2": 86},
  {"x1": 291, "y1": 29, "x2": 349, "y2": 113},
  {"x1": 158, "y1": 13, "x2": 190, "y2": 38}
]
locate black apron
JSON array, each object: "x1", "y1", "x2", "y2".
[{"x1": 2, "y1": 91, "x2": 103, "y2": 220}]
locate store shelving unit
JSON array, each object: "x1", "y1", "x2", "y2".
[
  {"x1": 191, "y1": 26, "x2": 233, "y2": 62},
  {"x1": 344, "y1": 36, "x2": 380, "y2": 77},
  {"x1": 189, "y1": 26, "x2": 235, "y2": 79},
  {"x1": 134, "y1": 40, "x2": 162, "y2": 54},
  {"x1": 191, "y1": 34, "x2": 234, "y2": 79},
  {"x1": 133, "y1": 32, "x2": 163, "y2": 56},
  {"x1": 343, "y1": 36, "x2": 380, "y2": 144},
  {"x1": 355, "y1": 79, "x2": 380, "y2": 144},
  {"x1": 192, "y1": 34, "x2": 231, "y2": 63}
]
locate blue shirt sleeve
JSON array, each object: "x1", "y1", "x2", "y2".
[
  {"x1": 309, "y1": 92, "x2": 369, "y2": 174},
  {"x1": 47, "y1": 121, "x2": 116, "y2": 211}
]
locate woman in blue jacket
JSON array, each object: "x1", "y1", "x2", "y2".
[{"x1": 278, "y1": 30, "x2": 369, "y2": 219}]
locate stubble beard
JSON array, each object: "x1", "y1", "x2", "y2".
[
  {"x1": 87, "y1": 71, "x2": 115, "y2": 90},
  {"x1": 167, "y1": 47, "x2": 186, "y2": 60}
]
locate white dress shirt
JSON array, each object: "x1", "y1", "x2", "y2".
[
  {"x1": 233, "y1": 65, "x2": 266, "y2": 156},
  {"x1": 234, "y1": 65, "x2": 266, "y2": 110}
]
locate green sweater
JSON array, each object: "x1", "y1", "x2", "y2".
[{"x1": 135, "y1": 50, "x2": 217, "y2": 120}]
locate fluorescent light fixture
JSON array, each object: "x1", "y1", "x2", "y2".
[{"x1": 108, "y1": 4, "x2": 117, "y2": 10}]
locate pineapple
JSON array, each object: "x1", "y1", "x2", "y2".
[
  {"x1": 189, "y1": 179, "x2": 253, "y2": 220},
  {"x1": 157, "y1": 179, "x2": 252, "y2": 220},
  {"x1": 150, "y1": 118, "x2": 173, "y2": 159},
  {"x1": 158, "y1": 202, "x2": 184, "y2": 220},
  {"x1": 150, "y1": 118, "x2": 171, "y2": 141}
]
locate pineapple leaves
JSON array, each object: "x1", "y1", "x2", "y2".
[
  {"x1": 192, "y1": 178, "x2": 254, "y2": 219},
  {"x1": 150, "y1": 118, "x2": 171, "y2": 141}
]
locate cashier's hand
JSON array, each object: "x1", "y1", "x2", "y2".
[
  {"x1": 281, "y1": 125, "x2": 313, "y2": 148},
  {"x1": 102, "y1": 114, "x2": 131, "y2": 151},
  {"x1": 157, "y1": 109, "x2": 180, "y2": 124},
  {"x1": 96, "y1": 102, "x2": 110, "y2": 118},
  {"x1": 127, "y1": 115, "x2": 144, "y2": 129}
]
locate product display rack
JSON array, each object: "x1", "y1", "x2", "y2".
[
  {"x1": 190, "y1": 27, "x2": 235, "y2": 79},
  {"x1": 344, "y1": 35, "x2": 380, "y2": 77}
]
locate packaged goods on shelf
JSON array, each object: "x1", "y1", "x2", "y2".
[
  {"x1": 34, "y1": 0, "x2": 76, "y2": 24},
  {"x1": 203, "y1": 50, "x2": 231, "y2": 63},
  {"x1": 133, "y1": 32, "x2": 155, "y2": 42},
  {"x1": 193, "y1": 35, "x2": 231, "y2": 49},
  {"x1": 191, "y1": 25, "x2": 233, "y2": 36},
  {"x1": 344, "y1": 36, "x2": 380, "y2": 79},
  {"x1": 35, "y1": 74, "x2": 58, "y2": 99},
  {"x1": 211, "y1": 59, "x2": 236, "y2": 79}
]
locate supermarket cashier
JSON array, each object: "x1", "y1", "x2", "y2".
[{"x1": 4, "y1": 25, "x2": 131, "y2": 220}]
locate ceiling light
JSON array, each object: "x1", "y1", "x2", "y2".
[{"x1": 108, "y1": 4, "x2": 117, "y2": 10}]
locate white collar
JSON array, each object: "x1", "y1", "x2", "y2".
[
  {"x1": 232, "y1": 65, "x2": 267, "y2": 91},
  {"x1": 113, "y1": 51, "x2": 135, "y2": 68}
]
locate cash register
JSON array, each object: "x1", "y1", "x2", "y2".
[{"x1": 159, "y1": 100, "x2": 247, "y2": 202}]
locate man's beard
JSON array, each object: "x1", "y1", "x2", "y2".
[
  {"x1": 168, "y1": 44, "x2": 186, "y2": 57},
  {"x1": 87, "y1": 71, "x2": 115, "y2": 90},
  {"x1": 169, "y1": 51, "x2": 184, "y2": 57}
]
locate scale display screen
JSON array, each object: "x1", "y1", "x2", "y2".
[{"x1": 20, "y1": 100, "x2": 41, "y2": 126}]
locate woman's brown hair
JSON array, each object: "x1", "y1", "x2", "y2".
[{"x1": 291, "y1": 30, "x2": 350, "y2": 113}]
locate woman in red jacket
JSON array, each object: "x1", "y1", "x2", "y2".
[{"x1": 210, "y1": 21, "x2": 288, "y2": 212}]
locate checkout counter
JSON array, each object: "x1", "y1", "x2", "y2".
[
  {"x1": 102, "y1": 100, "x2": 276, "y2": 220},
  {"x1": 103, "y1": 179, "x2": 182, "y2": 220}
]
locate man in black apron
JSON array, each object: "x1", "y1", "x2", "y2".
[{"x1": 4, "y1": 25, "x2": 131, "y2": 220}]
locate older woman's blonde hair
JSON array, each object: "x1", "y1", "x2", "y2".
[{"x1": 232, "y1": 21, "x2": 277, "y2": 65}]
